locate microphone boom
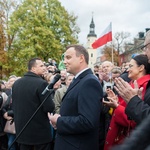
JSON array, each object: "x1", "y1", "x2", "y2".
[{"x1": 42, "y1": 74, "x2": 61, "y2": 95}]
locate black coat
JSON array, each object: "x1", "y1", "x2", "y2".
[
  {"x1": 54, "y1": 69, "x2": 103, "y2": 150},
  {"x1": 12, "y1": 72, "x2": 55, "y2": 145},
  {"x1": 125, "y1": 81, "x2": 150, "y2": 124}
]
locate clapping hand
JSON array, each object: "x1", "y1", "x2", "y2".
[
  {"x1": 114, "y1": 77, "x2": 143, "y2": 103},
  {"x1": 103, "y1": 89, "x2": 119, "y2": 108}
]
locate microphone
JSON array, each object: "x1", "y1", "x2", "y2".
[{"x1": 42, "y1": 74, "x2": 61, "y2": 95}]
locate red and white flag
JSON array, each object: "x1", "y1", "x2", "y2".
[{"x1": 92, "y1": 23, "x2": 112, "y2": 49}]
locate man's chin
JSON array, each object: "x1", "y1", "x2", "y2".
[
  {"x1": 66, "y1": 69, "x2": 72, "y2": 74},
  {"x1": 66, "y1": 68, "x2": 69, "y2": 72}
]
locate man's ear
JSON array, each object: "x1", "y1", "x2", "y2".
[
  {"x1": 79, "y1": 54, "x2": 85, "y2": 63},
  {"x1": 31, "y1": 66, "x2": 36, "y2": 73}
]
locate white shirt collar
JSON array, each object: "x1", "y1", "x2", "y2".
[{"x1": 74, "y1": 68, "x2": 89, "y2": 79}]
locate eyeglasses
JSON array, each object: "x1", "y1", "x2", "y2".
[
  {"x1": 141, "y1": 43, "x2": 150, "y2": 51},
  {"x1": 128, "y1": 64, "x2": 133, "y2": 69}
]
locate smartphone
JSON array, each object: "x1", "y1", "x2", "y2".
[{"x1": 106, "y1": 86, "x2": 111, "y2": 89}]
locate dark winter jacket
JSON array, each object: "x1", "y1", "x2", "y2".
[
  {"x1": 12, "y1": 71, "x2": 55, "y2": 145},
  {"x1": 125, "y1": 81, "x2": 150, "y2": 124}
]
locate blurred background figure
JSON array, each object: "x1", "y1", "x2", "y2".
[
  {"x1": 93, "y1": 65, "x2": 99, "y2": 78},
  {"x1": 100, "y1": 61, "x2": 114, "y2": 92},
  {"x1": 2, "y1": 75, "x2": 18, "y2": 150},
  {"x1": 0, "y1": 82, "x2": 8, "y2": 150},
  {"x1": 5, "y1": 75, "x2": 17, "y2": 96},
  {"x1": 0, "y1": 81, "x2": 7, "y2": 92},
  {"x1": 120, "y1": 61, "x2": 131, "y2": 83},
  {"x1": 54, "y1": 74, "x2": 74, "y2": 114},
  {"x1": 111, "y1": 67, "x2": 122, "y2": 81},
  {"x1": 60, "y1": 70, "x2": 67, "y2": 85}
]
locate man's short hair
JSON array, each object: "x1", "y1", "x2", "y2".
[
  {"x1": 66, "y1": 44, "x2": 89, "y2": 64},
  {"x1": 28, "y1": 58, "x2": 41, "y2": 71}
]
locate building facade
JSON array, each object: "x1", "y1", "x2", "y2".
[
  {"x1": 86, "y1": 17, "x2": 97, "y2": 70},
  {"x1": 120, "y1": 29, "x2": 150, "y2": 64}
]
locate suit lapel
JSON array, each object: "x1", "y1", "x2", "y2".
[{"x1": 62, "y1": 69, "x2": 93, "y2": 101}]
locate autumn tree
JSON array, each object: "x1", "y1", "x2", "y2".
[
  {"x1": 0, "y1": 0, "x2": 19, "y2": 78},
  {"x1": 102, "y1": 45, "x2": 118, "y2": 65},
  {"x1": 0, "y1": 19, "x2": 6, "y2": 79},
  {"x1": 6, "y1": 0, "x2": 80, "y2": 76},
  {"x1": 113, "y1": 31, "x2": 130, "y2": 65}
]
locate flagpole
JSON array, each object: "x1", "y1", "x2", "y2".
[
  {"x1": 111, "y1": 22, "x2": 113, "y2": 65},
  {"x1": 111, "y1": 41, "x2": 114, "y2": 65}
]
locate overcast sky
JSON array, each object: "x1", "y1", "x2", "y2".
[{"x1": 59, "y1": 0, "x2": 150, "y2": 45}]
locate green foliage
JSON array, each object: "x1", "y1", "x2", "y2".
[{"x1": 6, "y1": 0, "x2": 80, "y2": 76}]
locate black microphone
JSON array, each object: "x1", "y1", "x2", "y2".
[{"x1": 42, "y1": 74, "x2": 61, "y2": 95}]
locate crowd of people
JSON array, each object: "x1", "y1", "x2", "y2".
[{"x1": 0, "y1": 30, "x2": 150, "y2": 150}]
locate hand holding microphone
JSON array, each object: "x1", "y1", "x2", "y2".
[{"x1": 42, "y1": 74, "x2": 61, "y2": 95}]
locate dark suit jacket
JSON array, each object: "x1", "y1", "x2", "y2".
[
  {"x1": 12, "y1": 72, "x2": 55, "y2": 145},
  {"x1": 55, "y1": 69, "x2": 103, "y2": 150}
]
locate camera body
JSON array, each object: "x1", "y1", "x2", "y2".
[{"x1": 7, "y1": 110, "x2": 14, "y2": 118}]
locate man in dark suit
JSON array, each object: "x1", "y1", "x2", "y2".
[
  {"x1": 12, "y1": 58, "x2": 55, "y2": 150},
  {"x1": 49, "y1": 44, "x2": 103, "y2": 150}
]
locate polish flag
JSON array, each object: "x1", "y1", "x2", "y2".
[{"x1": 92, "y1": 23, "x2": 112, "y2": 49}]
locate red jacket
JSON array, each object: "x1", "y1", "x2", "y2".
[{"x1": 104, "y1": 75, "x2": 150, "y2": 150}]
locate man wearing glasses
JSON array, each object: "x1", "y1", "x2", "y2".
[
  {"x1": 112, "y1": 31, "x2": 150, "y2": 150},
  {"x1": 141, "y1": 42, "x2": 150, "y2": 51},
  {"x1": 141, "y1": 35, "x2": 150, "y2": 62}
]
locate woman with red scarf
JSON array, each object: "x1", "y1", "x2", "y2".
[{"x1": 103, "y1": 54, "x2": 150, "y2": 150}]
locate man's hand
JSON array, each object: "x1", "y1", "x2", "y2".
[
  {"x1": 114, "y1": 77, "x2": 143, "y2": 103},
  {"x1": 48, "y1": 112, "x2": 60, "y2": 129},
  {"x1": 3, "y1": 112, "x2": 13, "y2": 120}
]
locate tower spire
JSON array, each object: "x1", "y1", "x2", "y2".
[{"x1": 87, "y1": 12, "x2": 97, "y2": 38}]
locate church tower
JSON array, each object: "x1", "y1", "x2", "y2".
[{"x1": 86, "y1": 15, "x2": 97, "y2": 70}]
